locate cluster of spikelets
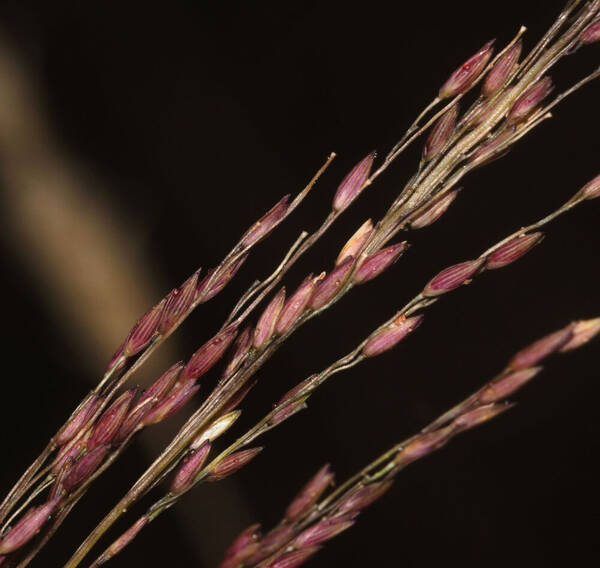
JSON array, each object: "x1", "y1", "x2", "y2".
[{"x1": 1, "y1": 4, "x2": 599, "y2": 567}]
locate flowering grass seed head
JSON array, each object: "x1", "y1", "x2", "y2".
[
  {"x1": 170, "y1": 440, "x2": 211, "y2": 494},
  {"x1": 336, "y1": 219, "x2": 373, "y2": 265},
  {"x1": 423, "y1": 258, "x2": 485, "y2": 296},
  {"x1": 509, "y1": 324, "x2": 574, "y2": 369},
  {"x1": 142, "y1": 383, "x2": 200, "y2": 426},
  {"x1": 478, "y1": 367, "x2": 543, "y2": 404},
  {"x1": 158, "y1": 270, "x2": 200, "y2": 334},
  {"x1": 254, "y1": 288, "x2": 286, "y2": 349},
  {"x1": 353, "y1": 242, "x2": 408, "y2": 284},
  {"x1": 241, "y1": 195, "x2": 290, "y2": 247},
  {"x1": 197, "y1": 254, "x2": 248, "y2": 302},
  {"x1": 335, "y1": 480, "x2": 393, "y2": 515},
  {"x1": 275, "y1": 276, "x2": 316, "y2": 335},
  {"x1": 63, "y1": 445, "x2": 110, "y2": 492},
  {"x1": 422, "y1": 103, "x2": 459, "y2": 161},
  {"x1": 181, "y1": 325, "x2": 239, "y2": 382},
  {"x1": 579, "y1": 173, "x2": 600, "y2": 200},
  {"x1": 88, "y1": 389, "x2": 137, "y2": 450},
  {"x1": 452, "y1": 402, "x2": 513, "y2": 430},
  {"x1": 293, "y1": 517, "x2": 354, "y2": 548},
  {"x1": 0, "y1": 499, "x2": 59, "y2": 555},
  {"x1": 332, "y1": 152, "x2": 375, "y2": 212},
  {"x1": 439, "y1": 40, "x2": 495, "y2": 98},
  {"x1": 580, "y1": 20, "x2": 600, "y2": 44},
  {"x1": 486, "y1": 232, "x2": 544, "y2": 269},
  {"x1": 190, "y1": 410, "x2": 241, "y2": 450},
  {"x1": 507, "y1": 76, "x2": 554, "y2": 125},
  {"x1": 285, "y1": 464, "x2": 335, "y2": 522},
  {"x1": 309, "y1": 257, "x2": 354, "y2": 310},
  {"x1": 206, "y1": 447, "x2": 263, "y2": 482},
  {"x1": 410, "y1": 190, "x2": 459, "y2": 229},
  {"x1": 124, "y1": 299, "x2": 165, "y2": 356},
  {"x1": 559, "y1": 318, "x2": 600, "y2": 352},
  {"x1": 219, "y1": 524, "x2": 262, "y2": 568},
  {"x1": 55, "y1": 394, "x2": 101, "y2": 446},
  {"x1": 482, "y1": 39, "x2": 522, "y2": 97},
  {"x1": 247, "y1": 524, "x2": 297, "y2": 564},
  {"x1": 362, "y1": 314, "x2": 423, "y2": 357}
]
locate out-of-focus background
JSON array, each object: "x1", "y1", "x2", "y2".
[{"x1": 0, "y1": 1, "x2": 598, "y2": 566}]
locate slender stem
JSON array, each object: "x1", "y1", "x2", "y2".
[{"x1": 0, "y1": 442, "x2": 55, "y2": 526}]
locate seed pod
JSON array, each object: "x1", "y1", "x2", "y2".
[
  {"x1": 293, "y1": 518, "x2": 354, "y2": 548},
  {"x1": 271, "y1": 396, "x2": 309, "y2": 427},
  {"x1": 309, "y1": 257, "x2": 354, "y2": 310},
  {"x1": 335, "y1": 480, "x2": 393, "y2": 515},
  {"x1": 190, "y1": 410, "x2": 241, "y2": 450},
  {"x1": 332, "y1": 152, "x2": 375, "y2": 212},
  {"x1": 579, "y1": 173, "x2": 600, "y2": 200},
  {"x1": 482, "y1": 39, "x2": 522, "y2": 97},
  {"x1": 507, "y1": 76, "x2": 554, "y2": 125},
  {"x1": 396, "y1": 428, "x2": 453, "y2": 467},
  {"x1": 170, "y1": 441, "x2": 212, "y2": 494},
  {"x1": 142, "y1": 383, "x2": 200, "y2": 426},
  {"x1": 63, "y1": 445, "x2": 110, "y2": 492},
  {"x1": 117, "y1": 363, "x2": 184, "y2": 439},
  {"x1": 221, "y1": 385, "x2": 254, "y2": 417},
  {"x1": 478, "y1": 367, "x2": 542, "y2": 404},
  {"x1": 113, "y1": 397, "x2": 156, "y2": 444},
  {"x1": 180, "y1": 325, "x2": 239, "y2": 382},
  {"x1": 241, "y1": 195, "x2": 290, "y2": 247},
  {"x1": 158, "y1": 270, "x2": 200, "y2": 334},
  {"x1": 422, "y1": 103, "x2": 459, "y2": 162},
  {"x1": 247, "y1": 525, "x2": 296, "y2": 564},
  {"x1": 254, "y1": 288, "x2": 286, "y2": 349},
  {"x1": 197, "y1": 254, "x2": 248, "y2": 302},
  {"x1": 439, "y1": 40, "x2": 495, "y2": 98},
  {"x1": 51, "y1": 434, "x2": 89, "y2": 474},
  {"x1": 337, "y1": 220, "x2": 373, "y2": 265},
  {"x1": 285, "y1": 464, "x2": 335, "y2": 522},
  {"x1": 124, "y1": 299, "x2": 166, "y2": 356},
  {"x1": 220, "y1": 524, "x2": 262, "y2": 568},
  {"x1": 55, "y1": 394, "x2": 101, "y2": 446},
  {"x1": 363, "y1": 314, "x2": 423, "y2": 358},
  {"x1": 468, "y1": 127, "x2": 515, "y2": 166},
  {"x1": 278, "y1": 375, "x2": 318, "y2": 405},
  {"x1": 509, "y1": 324, "x2": 574, "y2": 370},
  {"x1": 222, "y1": 327, "x2": 253, "y2": 379},
  {"x1": 410, "y1": 190, "x2": 459, "y2": 229},
  {"x1": 353, "y1": 242, "x2": 408, "y2": 284},
  {"x1": 559, "y1": 318, "x2": 600, "y2": 352},
  {"x1": 140, "y1": 363, "x2": 184, "y2": 407},
  {"x1": 206, "y1": 447, "x2": 263, "y2": 481},
  {"x1": 580, "y1": 20, "x2": 600, "y2": 44},
  {"x1": 276, "y1": 276, "x2": 317, "y2": 335},
  {"x1": 87, "y1": 389, "x2": 137, "y2": 450},
  {"x1": 486, "y1": 232, "x2": 544, "y2": 269},
  {"x1": 423, "y1": 258, "x2": 485, "y2": 297},
  {"x1": 263, "y1": 546, "x2": 321, "y2": 568},
  {"x1": 0, "y1": 499, "x2": 59, "y2": 555},
  {"x1": 452, "y1": 402, "x2": 513, "y2": 430}
]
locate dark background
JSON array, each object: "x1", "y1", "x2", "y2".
[{"x1": 1, "y1": 1, "x2": 599, "y2": 567}]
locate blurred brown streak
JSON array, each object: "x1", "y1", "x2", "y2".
[{"x1": 0, "y1": 34, "x2": 252, "y2": 565}]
